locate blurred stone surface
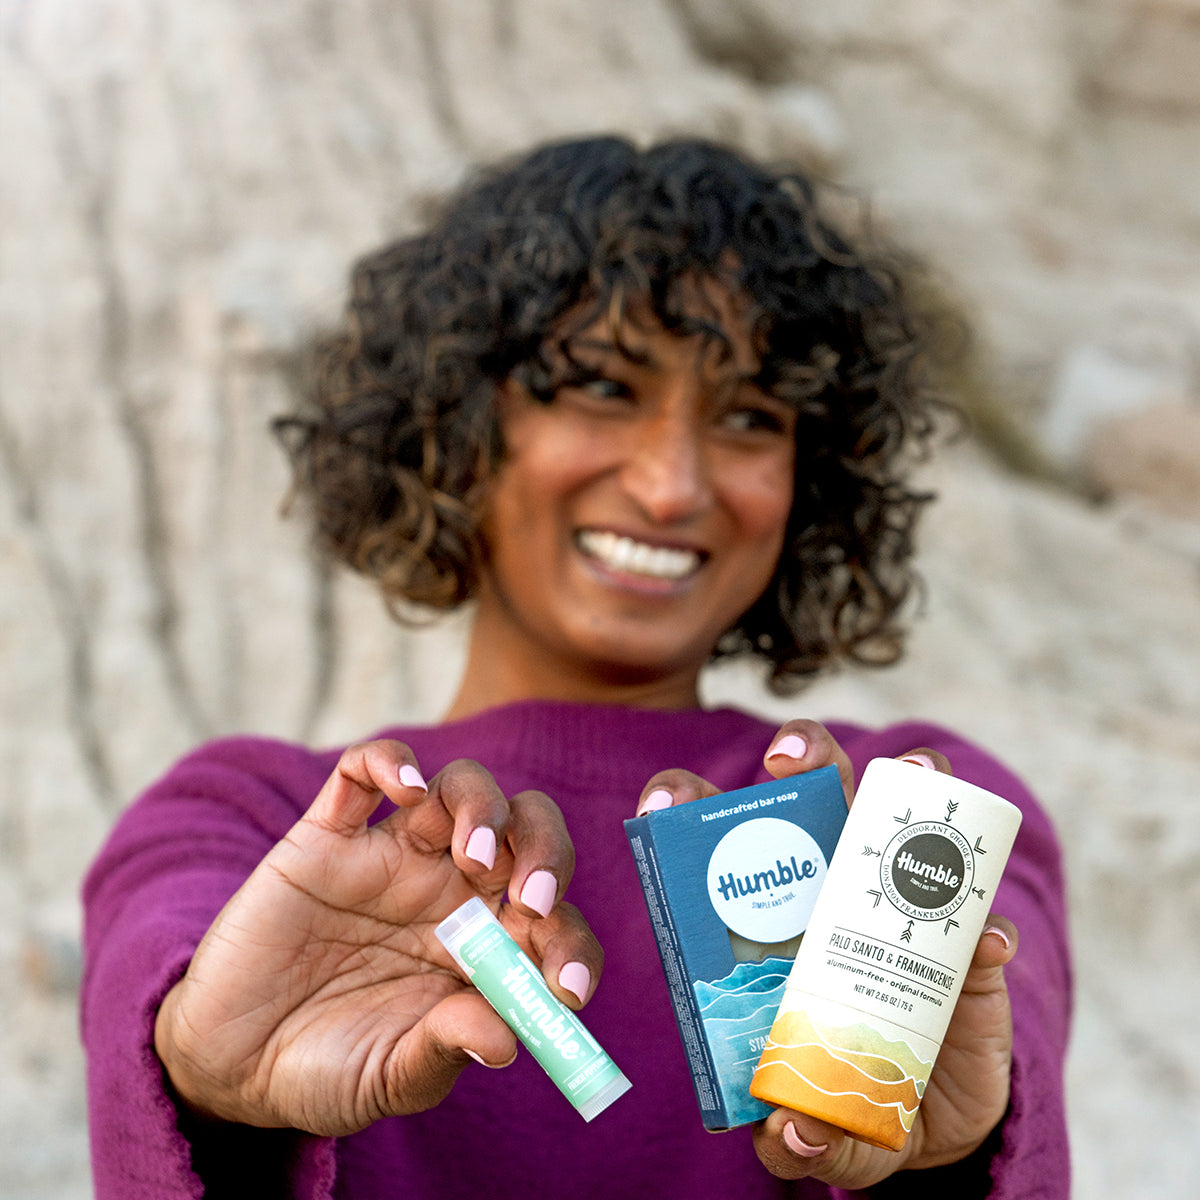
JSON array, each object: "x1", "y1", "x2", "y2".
[
  {"x1": 1038, "y1": 294, "x2": 1199, "y2": 476},
  {"x1": 2, "y1": 1, "x2": 1199, "y2": 1197},
  {"x1": 1087, "y1": 401, "x2": 1200, "y2": 519},
  {"x1": 21, "y1": 931, "x2": 83, "y2": 999}
]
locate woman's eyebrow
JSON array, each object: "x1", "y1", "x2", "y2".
[
  {"x1": 564, "y1": 336, "x2": 768, "y2": 391},
  {"x1": 567, "y1": 335, "x2": 656, "y2": 369}
]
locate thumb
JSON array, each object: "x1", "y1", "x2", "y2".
[
  {"x1": 962, "y1": 914, "x2": 1019, "y2": 995},
  {"x1": 382, "y1": 991, "x2": 519, "y2": 1116}
]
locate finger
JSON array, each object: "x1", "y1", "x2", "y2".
[
  {"x1": 634, "y1": 768, "x2": 722, "y2": 816},
  {"x1": 382, "y1": 991, "x2": 521, "y2": 1117},
  {"x1": 763, "y1": 720, "x2": 855, "y2": 801},
  {"x1": 753, "y1": 1107, "x2": 846, "y2": 1181},
  {"x1": 895, "y1": 747, "x2": 953, "y2": 776},
  {"x1": 421, "y1": 758, "x2": 515, "y2": 878},
  {"x1": 503, "y1": 789, "x2": 576, "y2": 919},
  {"x1": 521, "y1": 900, "x2": 605, "y2": 1008},
  {"x1": 307, "y1": 740, "x2": 429, "y2": 836},
  {"x1": 968, "y1": 914, "x2": 1019, "y2": 979}
]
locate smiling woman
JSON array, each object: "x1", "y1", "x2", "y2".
[{"x1": 81, "y1": 135, "x2": 1072, "y2": 1200}]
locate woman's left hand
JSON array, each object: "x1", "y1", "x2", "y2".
[{"x1": 634, "y1": 719, "x2": 1015, "y2": 1190}]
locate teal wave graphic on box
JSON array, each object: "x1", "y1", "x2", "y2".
[{"x1": 694, "y1": 959, "x2": 790, "y2": 1125}]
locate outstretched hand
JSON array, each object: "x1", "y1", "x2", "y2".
[
  {"x1": 636, "y1": 719, "x2": 1015, "y2": 1190},
  {"x1": 154, "y1": 740, "x2": 602, "y2": 1136}
]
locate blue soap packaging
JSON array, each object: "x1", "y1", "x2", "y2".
[{"x1": 624, "y1": 767, "x2": 848, "y2": 1130}]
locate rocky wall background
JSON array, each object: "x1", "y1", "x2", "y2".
[{"x1": 2, "y1": 0, "x2": 1199, "y2": 1194}]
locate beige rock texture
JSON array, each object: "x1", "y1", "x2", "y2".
[
  {"x1": 1088, "y1": 401, "x2": 1200, "y2": 520},
  {"x1": 2, "y1": 0, "x2": 1199, "y2": 1195}
]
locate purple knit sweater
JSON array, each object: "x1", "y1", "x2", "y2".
[{"x1": 81, "y1": 701, "x2": 1072, "y2": 1198}]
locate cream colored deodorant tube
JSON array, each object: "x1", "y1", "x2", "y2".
[{"x1": 750, "y1": 757, "x2": 1021, "y2": 1150}]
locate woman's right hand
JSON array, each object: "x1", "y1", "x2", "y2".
[{"x1": 153, "y1": 739, "x2": 601, "y2": 1136}]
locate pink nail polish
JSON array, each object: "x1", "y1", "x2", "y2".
[
  {"x1": 767, "y1": 734, "x2": 808, "y2": 761},
  {"x1": 899, "y1": 753, "x2": 937, "y2": 771},
  {"x1": 464, "y1": 1047, "x2": 518, "y2": 1069},
  {"x1": 984, "y1": 925, "x2": 1012, "y2": 950},
  {"x1": 636, "y1": 788, "x2": 673, "y2": 817},
  {"x1": 465, "y1": 826, "x2": 497, "y2": 870},
  {"x1": 783, "y1": 1122, "x2": 827, "y2": 1158},
  {"x1": 558, "y1": 961, "x2": 592, "y2": 1005},
  {"x1": 519, "y1": 869, "x2": 557, "y2": 919},
  {"x1": 398, "y1": 763, "x2": 427, "y2": 790}
]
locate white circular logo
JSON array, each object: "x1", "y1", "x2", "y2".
[{"x1": 706, "y1": 817, "x2": 828, "y2": 943}]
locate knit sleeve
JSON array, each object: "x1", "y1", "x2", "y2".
[
  {"x1": 829, "y1": 721, "x2": 1073, "y2": 1200},
  {"x1": 79, "y1": 739, "x2": 339, "y2": 1199}
]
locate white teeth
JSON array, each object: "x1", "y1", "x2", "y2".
[{"x1": 577, "y1": 530, "x2": 701, "y2": 580}]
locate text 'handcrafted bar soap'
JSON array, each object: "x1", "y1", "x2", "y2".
[{"x1": 624, "y1": 767, "x2": 847, "y2": 1130}]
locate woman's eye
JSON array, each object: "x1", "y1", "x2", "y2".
[
  {"x1": 572, "y1": 375, "x2": 632, "y2": 401},
  {"x1": 722, "y1": 405, "x2": 792, "y2": 435}
]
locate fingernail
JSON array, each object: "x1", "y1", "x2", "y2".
[
  {"x1": 783, "y1": 1122, "x2": 827, "y2": 1158},
  {"x1": 464, "y1": 1047, "x2": 517, "y2": 1069},
  {"x1": 984, "y1": 925, "x2": 1012, "y2": 951},
  {"x1": 767, "y1": 734, "x2": 808, "y2": 761},
  {"x1": 465, "y1": 826, "x2": 497, "y2": 870},
  {"x1": 900, "y1": 754, "x2": 937, "y2": 771},
  {"x1": 398, "y1": 763, "x2": 428, "y2": 790},
  {"x1": 558, "y1": 961, "x2": 592, "y2": 1005},
  {"x1": 636, "y1": 788, "x2": 673, "y2": 817},
  {"x1": 519, "y1": 870, "x2": 557, "y2": 919}
]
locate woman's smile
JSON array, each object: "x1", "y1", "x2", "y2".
[{"x1": 574, "y1": 528, "x2": 705, "y2": 590}]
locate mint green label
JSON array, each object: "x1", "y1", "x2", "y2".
[{"x1": 460, "y1": 924, "x2": 617, "y2": 1102}]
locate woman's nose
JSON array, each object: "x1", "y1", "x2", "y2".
[{"x1": 619, "y1": 408, "x2": 713, "y2": 524}]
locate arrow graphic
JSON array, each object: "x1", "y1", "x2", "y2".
[
  {"x1": 900, "y1": 920, "x2": 915, "y2": 943},
  {"x1": 867, "y1": 889, "x2": 882, "y2": 908},
  {"x1": 894, "y1": 808, "x2": 912, "y2": 825},
  {"x1": 974, "y1": 836, "x2": 988, "y2": 854},
  {"x1": 944, "y1": 918, "x2": 960, "y2": 935}
]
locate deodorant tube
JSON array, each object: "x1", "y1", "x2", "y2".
[
  {"x1": 750, "y1": 757, "x2": 1022, "y2": 1150},
  {"x1": 435, "y1": 896, "x2": 631, "y2": 1122}
]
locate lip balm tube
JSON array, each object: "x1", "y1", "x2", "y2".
[
  {"x1": 750, "y1": 757, "x2": 1022, "y2": 1151},
  {"x1": 435, "y1": 896, "x2": 631, "y2": 1122}
]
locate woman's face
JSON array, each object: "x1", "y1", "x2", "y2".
[{"x1": 472, "y1": 283, "x2": 797, "y2": 705}]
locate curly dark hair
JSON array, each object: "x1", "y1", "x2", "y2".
[{"x1": 276, "y1": 134, "x2": 956, "y2": 692}]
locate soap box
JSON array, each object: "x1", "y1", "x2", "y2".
[{"x1": 624, "y1": 767, "x2": 847, "y2": 1130}]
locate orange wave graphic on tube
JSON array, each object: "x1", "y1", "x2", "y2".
[{"x1": 750, "y1": 1010, "x2": 932, "y2": 1151}]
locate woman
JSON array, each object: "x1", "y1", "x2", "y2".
[{"x1": 81, "y1": 136, "x2": 1071, "y2": 1197}]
